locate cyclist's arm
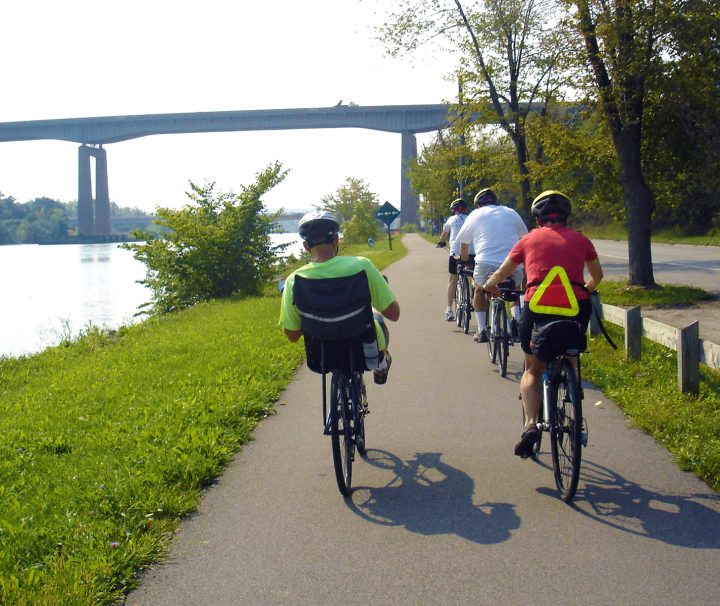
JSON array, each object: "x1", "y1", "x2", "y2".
[
  {"x1": 438, "y1": 229, "x2": 450, "y2": 245},
  {"x1": 378, "y1": 299, "x2": 400, "y2": 322},
  {"x1": 460, "y1": 242, "x2": 471, "y2": 262},
  {"x1": 482, "y1": 256, "x2": 519, "y2": 296},
  {"x1": 585, "y1": 257, "x2": 603, "y2": 292}
]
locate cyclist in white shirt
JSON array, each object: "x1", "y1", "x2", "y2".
[
  {"x1": 437, "y1": 198, "x2": 472, "y2": 321},
  {"x1": 456, "y1": 188, "x2": 528, "y2": 342}
]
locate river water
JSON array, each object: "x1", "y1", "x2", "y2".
[{"x1": 0, "y1": 233, "x2": 303, "y2": 358}]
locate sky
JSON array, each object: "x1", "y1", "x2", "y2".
[{"x1": 0, "y1": 0, "x2": 459, "y2": 214}]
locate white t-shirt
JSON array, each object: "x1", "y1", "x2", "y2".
[
  {"x1": 442, "y1": 213, "x2": 469, "y2": 256},
  {"x1": 456, "y1": 204, "x2": 528, "y2": 264}
]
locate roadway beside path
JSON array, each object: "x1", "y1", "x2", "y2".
[{"x1": 126, "y1": 233, "x2": 720, "y2": 606}]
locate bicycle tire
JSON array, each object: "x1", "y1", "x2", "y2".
[
  {"x1": 355, "y1": 373, "x2": 367, "y2": 455},
  {"x1": 461, "y1": 276, "x2": 471, "y2": 334},
  {"x1": 486, "y1": 302, "x2": 497, "y2": 363},
  {"x1": 496, "y1": 302, "x2": 509, "y2": 377},
  {"x1": 549, "y1": 358, "x2": 583, "y2": 502},
  {"x1": 455, "y1": 276, "x2": 464, "y2": 328},
  {"x1": 330, "y1": 372, "x2": 353, "y2": 496}
]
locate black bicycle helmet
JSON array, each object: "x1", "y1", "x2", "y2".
[
  {"x1": 531, "y1": 190, "x2": 572, "y2": 219},
  {"x1": 450, "y1": 198, "x2": 467, "y2": 213},
  {"x1": 298, "y1": 210, "x2": 340, "y2": 246},
  {"x1": 474, "y1": 188, "x2": 497, "y2": 206}
]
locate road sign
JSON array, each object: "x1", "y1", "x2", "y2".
[{"x1": 375, "y1": 201, "x2": 400, "y2": 227}]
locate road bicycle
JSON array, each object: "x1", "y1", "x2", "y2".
[
  {"x1": 484, "y1": 280, "x2": 523, "y2": 377},
  {"x1": 454, "y1": 258, "x2": 475, "y2": 334},
  {"x1": 527, "y1": 348, "x2": 588, "y2": 502}
]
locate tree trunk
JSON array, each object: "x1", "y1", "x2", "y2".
[
  {"x1": 619, "y1": 126, "x2": 656, "y2": 287},
  {"x1": 513, "y1": 131, "x2": 533, "y2": 225}
]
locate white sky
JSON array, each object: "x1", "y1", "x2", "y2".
[{"x1": 0, "y1": 0, "x2": 459, "y2": 213}]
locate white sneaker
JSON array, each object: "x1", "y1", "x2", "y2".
[
  {"x1": 445, "y1": 309, "x2": 455, "y2": 321},
  {"x1": 473, "y1": 329, "x2": 488, "y2": 343}
]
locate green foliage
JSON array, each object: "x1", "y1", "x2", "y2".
[
  {"x1": 315, "y1": 177, "x2": 380, "y2": 244},
  {"x1": 0, "y1": 196, "x2": 70, "y2": 244},
  {"x1": 124, "y1": 163, "x2": 287, "y2": 314}
]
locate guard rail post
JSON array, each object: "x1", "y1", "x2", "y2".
[{"x1": 678, "y1": 321, "x2": 700, "y2": 394}]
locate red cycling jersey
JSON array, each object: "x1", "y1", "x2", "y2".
[{"x1": 508, "y1": 225, "x2": 598, "y2": 302}]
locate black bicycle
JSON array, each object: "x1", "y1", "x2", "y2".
[
  {"x1": 529, "y1": 346, "x2": 587, "y2": 502},
  {"x1": 455, "y1": 257, "x2": 475, "y2": 334},
  {"x1": 484, "y1": 280, "x2": 523, "y2": 377},
  {"x1": 291, "y1": 271, "x2": 378, "y2": 496}
]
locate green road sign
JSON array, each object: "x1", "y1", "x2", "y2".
[{"x1": 375, "y1": 201, "x2": 400, "y2": 227}]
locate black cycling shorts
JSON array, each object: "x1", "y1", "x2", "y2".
[
  {"x1": 519, "y1": 299, "x2": 592, "y2": 355},
  {"x1": 448, "y1": 254, "x2": 475, "y2": 275}
]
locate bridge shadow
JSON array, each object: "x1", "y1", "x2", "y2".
[
  {"x1": 346, "y1": 449, "x2": 519, "y2": 545},
  {"x1": 537, "y1": 458, "x2": 720, "y2": 548}
]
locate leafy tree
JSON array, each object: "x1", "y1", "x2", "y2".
[
  {"x1": 342, "y1": 196, "x2": 381, "y2": 244},
  {"x1": 565, "y1": 0, "x2": 666, "y2": 286},
  {"x1": 380, "y1": 0, "x2": 573, "y2": 220},
  {"x1": 315, "y1": 177, "x2": 377, "y2": 224},
  {"x1": 124, "y1": 163, "x2": 286, "y2": 314}
]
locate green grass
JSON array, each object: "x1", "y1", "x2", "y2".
[
  {"x1": 0, "y1": 239, "x2": 408, "y2": 605},
  {"x1": 578, "y1": 223, "x2": 720, "y2": 246},
  {"x1": 597, "y1": 280, "x2": 715, "y2": 307},
  {"x1": 583, "y1": 324, "x2": 720, "y2": 493}
]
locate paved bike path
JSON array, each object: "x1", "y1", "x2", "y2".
[{"x1": 127, "y1": 234, "x2": 720, "y2": 606}]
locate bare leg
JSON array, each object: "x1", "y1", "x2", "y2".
[
  {"x1": 520, "y1": 353, "x2": 545, "y2": 431},
  {"x1": 447, "y1": 274, "x2": 458, "y2": 308}
]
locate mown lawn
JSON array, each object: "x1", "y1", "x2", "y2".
[{"x1": 0, "y1": 237, "x2": 406, "y2": 605}]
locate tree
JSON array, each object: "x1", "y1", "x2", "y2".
[
  {"x1": 124, "y1": 163, "x2": 286, "y2": 314},
  {"x1": 566, "y1": 0, "x2": 664, "y2": 286},
  {"x1": 315, "y1": 177, "x2": 378, "y2": 224},
  {"x1": 380, "y1": 0, "x2": 572, "y2": 220}
]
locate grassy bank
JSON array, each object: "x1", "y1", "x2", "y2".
[{"x1": 0, "y1": 238, "x2": 406, "y2": 605}]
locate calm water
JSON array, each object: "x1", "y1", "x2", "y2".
[{"x1": 0, "y1": 234, "x2": 303, "y2": 358}]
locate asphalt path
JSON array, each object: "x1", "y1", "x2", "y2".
[
  {"x1": 593, "y1": 239, "x2": 720, "y2": 295},
  {"x1": 126, "y1": 234, "x2": 720, "y2": 606}
]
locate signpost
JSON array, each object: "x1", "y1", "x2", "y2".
[{"x1": 375, "y1": 201, "x2": 401, "y2": 250}]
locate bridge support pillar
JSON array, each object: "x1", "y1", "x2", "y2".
[
  {"x1": 400, "y1": 131, "x2": 419, "y2": 227},
  {"x1": 77, "y1": 145, "x2": 112, "y2": 237}
]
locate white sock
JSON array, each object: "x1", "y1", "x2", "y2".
[
  {"x1": 377, "y1": 357, "x2": 388, "y2": 371},
  {"x1": 475, "y1": 311, "x2": 486, "y2": 329},
  {"x1": 447, "y1": 305, "x2": 453, "y2": 313}
]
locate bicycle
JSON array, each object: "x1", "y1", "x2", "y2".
[
  {"x1": 291, "y1": 271, "x2": 379, "y2": 496},
  {"x1": 454, "y1": 257, "x2": 475, "y2": 334},
  {"x1": 483, "y1": 280, "x2": 523, "y2": 377},
  {"x1": 525, "y1": 332, "x2": 588, "y2": 503}
]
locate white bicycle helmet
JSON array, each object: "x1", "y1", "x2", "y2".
[{"x1": 298, "y1": 210, "x2": 340, "y2": 246}]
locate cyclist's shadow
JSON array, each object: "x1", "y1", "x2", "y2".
[
  {"x1": 542, "y1": 459, "x2": 720, "y2": 548},
  {"x1": 347, "y1": 449, "x2": 519, "y2": 545}
]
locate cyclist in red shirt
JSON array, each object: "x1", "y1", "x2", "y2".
[{"x1": 482, "y1": 191, "x2": 604, "y2": 458}]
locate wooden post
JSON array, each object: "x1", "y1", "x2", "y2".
[
  {"x1": 678, "y1": 321, "x2": 700, "y2": 394},
  {"x1": 625, "y1": 306, "x2": 642, "y2": 360}
]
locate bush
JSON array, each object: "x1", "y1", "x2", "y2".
[{"x1": 124, "y1": 163, "x2": 287, "y2": 314}]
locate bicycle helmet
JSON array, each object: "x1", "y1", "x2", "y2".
[
  {"x1": 474, "y1": 188, "x2": 497, "y2": 207},
  {"x1": 298, "y1": 210, "x2": 340, "y2": 246},
  {"x1": 450, "y1": 198, "x2": 467, "y2": 213},
  {"x1": 531, "y1": 190, "x2": 572, "y2": 219}
]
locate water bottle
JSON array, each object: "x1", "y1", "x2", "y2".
[{"x1": 363, "y1": 339, "x2": 380, "y2": 370}]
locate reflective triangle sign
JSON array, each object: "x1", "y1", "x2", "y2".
[{"x1": 527, "y1": 266, "x2": 580, "y2": 316}]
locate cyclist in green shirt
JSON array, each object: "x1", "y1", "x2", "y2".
[{"x1": 279, "y1": 211, "x2": 400, "y2": 384}]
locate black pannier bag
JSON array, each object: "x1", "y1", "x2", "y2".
[
  {"x1": 292, "y1": 271, "x2": 378, "y2": 373},
  {"x1": 530, "y1": 319, "x2": 587, "y2": 362}
]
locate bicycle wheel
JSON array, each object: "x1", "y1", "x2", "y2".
[
  {"x1": 549, "y1": 358, "x2": 583, "y2": 502},
  {"x1": 460, "y1": 276, "x2": 471, "y2": 334},
  {"x1": 354, "y1": 372, "x2": 367, "y2": 455},
  {"x1": 495, "y1": 302, "x2": 509, "y2": 377},
  {"x1": 455, "y1": 276, "x2": 465, "y2": 329},
  {"x1": 330, "y1": 371, "x2": 353, "y2": 495},
  {"x1": 485, "y1": 302, "x2": 497, "y2": 363}
]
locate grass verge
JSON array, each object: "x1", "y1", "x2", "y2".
[
  {"x1": 583, "y1": 324, "x2": 720, "y2": 493},
  {"x1": 0, "y1": 239, "x2": 407, "y2": 605}
]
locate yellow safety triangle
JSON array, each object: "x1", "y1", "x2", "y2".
[{"x1": 527, "y1": 266, "x2": 579, "y2": 316}]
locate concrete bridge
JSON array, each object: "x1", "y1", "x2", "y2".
[{"x1": 0, "y1": 104, "x2": 451, "y2": 236}]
